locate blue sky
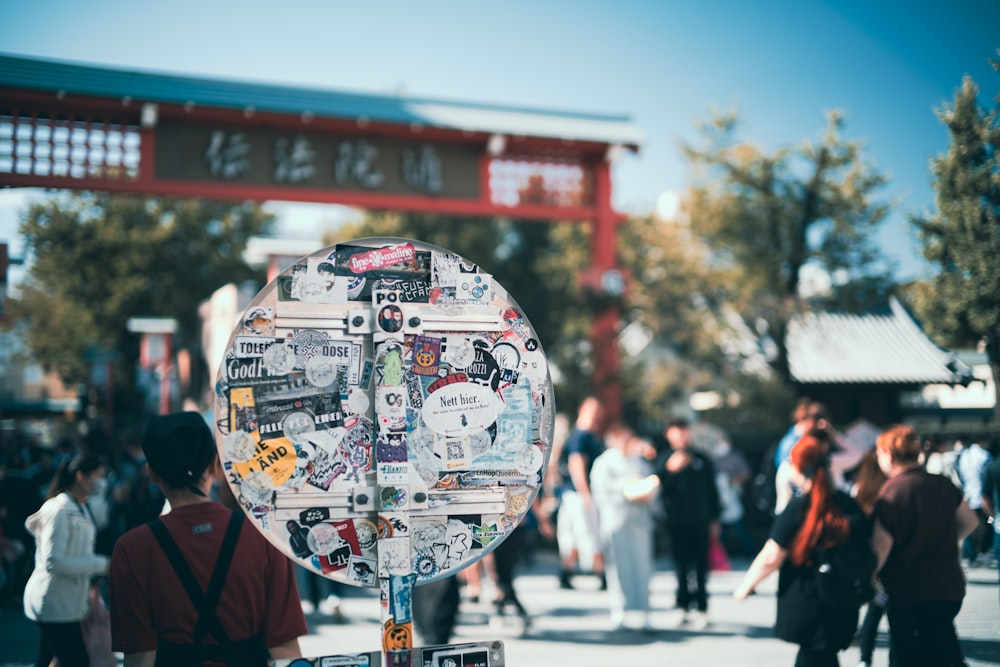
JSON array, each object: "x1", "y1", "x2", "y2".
[{"x1": 1, "y1": 0, "x2": 998, "y2": 284}]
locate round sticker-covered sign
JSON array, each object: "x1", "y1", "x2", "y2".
[{"x1": 214, "y1": 237, "x2": 554, "y2": 587}]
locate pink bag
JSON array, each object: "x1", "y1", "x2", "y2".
[{"x1": 708, "y1": 535, "x2": 731, "y2": 572}]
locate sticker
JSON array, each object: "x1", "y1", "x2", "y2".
[
  {"x1": 490, "y1": 342, "x2": 520, "y2": 371},
  {"x1": 242, "y1": 306, "x2": 274, "y2": 336},
  {"x1": 379, "y1": 485, "x2": 409, "y2": 511},
  {"x1": 224, "y1": 430, "x2": 258, "y2": 463},
  {"x1": 262, "y1": 342, "x2": 296, "y2": 375},
  {"x1": 288, "y1": 330, "x2": 332, "y2": 368},
  {"x1": 287, "y1": 520, "x2": 313, "y2": 559},
  {"x1": 446, "y1": 519, "x2": 475, "y2": 565},
  {"x1": 444, "y1": 336, "x2": 476, "y2": 370},
  {"x1": 224, "y1": 356, "x2": 284, "y2": 388},
  {"x1": 411, "y1": 521, "x2": 447, "y2": 567},
  {"x1": 298, "y1": 256, "x2": 348, "y2": 303},
  {"x1": 228, "y1": 387, "x2": 258, "y2": 433},
  {"x1": 431, "y1": 647, "x2": 489, "y2": 667},
  {"x1": 389, "y1": 573, "x2": 416, "y2": 623},
  {"x1": 516, "y1": 445, "x2": 544, "y2": 473},
  {"x1": 233, "y1": 335, "x2": 279, "y2": 358},
  {"x1": 376, "y1": 343, "x2": 406, "y2": 386},
  {"x1": 457, "y1": 273, "x2": 492, "y2": 303},
  {"x1": 507, "y1": 494, "x2": 529, "y2": 515},
  {"x1": 240, "y1": 470, "x2": 275, "y2": 506},
  {"x1": 376, "y1": 432, "x2": 408, "y2": 464},
  {"x1": 473, "y1": 521, "x2": 505, "y2": 547},
  {"x1": 378, "y1": 462, "x2": 410, "y2": 485},
  {"x1": 299, "y1": 507, "x2": 331, "y2": 526},
  {"x1": 306, "y1": 356, "x2": 340, "y2": 388},
  {"x1": 378, "y1": 537, "x2": 412, "y2": 576},
  {"x1": 355, "y1": 520, "x2": 378, "y2": 550},
  {"x1": 348, "y1": 555, "x2": 378, "y2": 585},
  {"x1": 465, "y1": 346, "x2": 500, "y2": 391},
  {"x1": 346, "y1": 388, "x2": 370, "y2": 415},
  {"x1": 349, "y1": 243, "x2": 417, "y2": 274},
  {"x1": 231, "y1": 434, "x2": 299, "y2": 485},
  {"x1": 381, "y1": 619, "x2": 413, "y2": 652},
  {"x1": 437, "y1": 437, "x2": 469, "y2": 471},
  {"x1": 422, "y1": 382, "x2": 500, "y2": 437},
  {"x1": 341, "y1": 440, "x2": 372, "y2": 484},
  {"x1": 411, "y1": 335, "x2": 441, "y2": 376},
  {"x1": 256, "y1": 393, "x2": 345, "y2": 442},
  {"x1": 415, "y1": 552, "x2": 438, "y2": 578},
  {"x1": 376, "y1": 386, "x2": 407, "y2": 431},
  {"x1": 307, "y1": 522, "x2": 342, "y2": 555},
  {"x1": 347, "y1": 275, "x2": 367, "y2": 300},
  {"x1": 377, "y1": 304, "x2": 404, "y2": 333}
]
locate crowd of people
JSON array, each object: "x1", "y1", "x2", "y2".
[
  {"x1": 1, "y1": 395, "x2": 998, "y2": 666},
  {"x1": 535, "y1": 395, "x2": 998, "y2": 666}
]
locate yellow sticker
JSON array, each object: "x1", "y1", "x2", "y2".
[{"x1": 232, "y1": 435, "x2": 297, "y2": 488}]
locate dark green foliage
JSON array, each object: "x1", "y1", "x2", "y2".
[
  {"x1": 13, "y1": 192, "x2": 273, "y2": 401},
  {"x1": 911, "y1": 71, "x2": 1000, "y2": 418}
]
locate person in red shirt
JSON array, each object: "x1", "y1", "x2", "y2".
[{"x1": 109, "y1": 412, "x2": 307, "y2": 667}]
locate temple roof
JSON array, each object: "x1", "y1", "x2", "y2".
[
  {"x1": 787, "y1": 297, "x2": 973, "y2": 385},
  {"x1": 0, "y1": 53, "x2": 643, "y2": 148}
]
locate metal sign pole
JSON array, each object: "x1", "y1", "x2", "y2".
[{"x1": 213, "y1": 238, "x2": 554, "y2": 667}]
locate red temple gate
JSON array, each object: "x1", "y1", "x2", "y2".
[{"x1": 0, "y1": 53, "x2": 641, "y2": 419}]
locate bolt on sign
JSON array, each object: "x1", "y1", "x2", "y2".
[{"x1": 216, "y1": 237, "x2": 553, "y2": 667}]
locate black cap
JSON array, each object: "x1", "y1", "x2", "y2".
[{"x1": 142, "y1": 412, "x2": 217, "y2": 488}]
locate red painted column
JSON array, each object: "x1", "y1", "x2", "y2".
[{"x1": 590, "y1": 158, "x2": 622, "y2": 424}]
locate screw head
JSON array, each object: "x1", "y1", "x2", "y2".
[
  {"x1": 352, "y1": 316, "x2": 365, "y2": 327},
  {"x1": 408, "y1": 317, "x2": 421, "y2": 327},
  {"x1": 355, "y1": 493, "x2": 369, "y2": 505},
  {"x1": 413, "y1": 492, "x2": 427, "y2": 503}
]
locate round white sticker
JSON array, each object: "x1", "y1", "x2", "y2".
[{"x1": 421, "y1": 382, "x2": 500, "y2": 437}]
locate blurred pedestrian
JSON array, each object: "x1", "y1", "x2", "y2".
[
  {"x1": 412, "y1": 576, "x2": 460, "y2": 646},
  {"x1": 871, "y1": 425, "x2": 979, "y2": 667},
  {"x1": 775, "y1": 402, "x2": 830, "y2": 515},
  {"x1": 981, "y1": 443, "x2": 1000, "y2": 598},
  {"x1": 850, "y1": 448, "x2": 888, "y2": 667},
  {"x1": 656, "y1": 417, "x2": 720, "y2": 629},
  {"x1": 23, "y1": 452, "x2": 110, "y2": 667},
  {"x1": 714, "y1": 440, "x2": 755, "y2": 558},
  {"x1": 590, "y1": 422, "x2": 658, "y2": 631},
  {"x1": 555, "y1": 396, "x2": 606, "y2": 590},
  {"x1": 955, "y1": 435, "x2": 993, "y2": 566},
  {"x1": 109, "y1": 412, "x2": 306, "y2": 666},
  {"x1": 734, "y1": 431, "x2": 867, "y2": 667}
]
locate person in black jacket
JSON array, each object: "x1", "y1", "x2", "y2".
[
  {"x1": 734, "y1": 430, "x2": 869, "y2": 667},
  {"x1": 655, "y1": 418, "x2": 720, "y2": 629}
]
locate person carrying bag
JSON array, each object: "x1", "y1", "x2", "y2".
[{"x1": 733, "y1": 430, "x2": 870, "y2": 667}]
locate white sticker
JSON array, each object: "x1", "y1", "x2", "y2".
[
  {"x1": 224, "y1": 431, "x2": 257, "y2": 463},
  {"x1": 421, "y1": 382, "x2": 499, "y2": 437}
]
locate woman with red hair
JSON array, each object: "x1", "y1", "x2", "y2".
[{"x1": 734, "y1": 431, "x2": 868, "y2": 666}]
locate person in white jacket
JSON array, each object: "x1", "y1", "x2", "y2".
[
  {"x1": 23, "y1": 451, "x2": 109, "y2": 667},
  {"x1": 590, "y1": 421, "x2": 660, "y2": 631}
]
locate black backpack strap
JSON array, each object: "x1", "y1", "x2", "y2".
[
  {"x1": 148, "y1": 510, "x2": 244, "y2": 645},
  {"x1": 197, "y1": 511, "x2": 244, "y2": 641}
]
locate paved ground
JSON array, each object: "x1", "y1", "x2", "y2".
[{"x1": 2, "y1": 551, "x2": 997, "y2": 666}]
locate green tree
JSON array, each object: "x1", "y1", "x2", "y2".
[
  {"x1": 911, "y1": 70, "x2": 1000, "y2": 420},
  {"x1": 13, "y1": 192, "x2": 272, "y2": 414},
  {"x1": 682, "y1": 110, "x2": 895, "y2": 386}
]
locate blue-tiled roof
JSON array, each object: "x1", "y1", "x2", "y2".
[
  {"x1": 787, "y1": 297, "x2": 972, "y2": 385},
  {"x1": 0, "y1": 53, "x2": 643, "y2": 148}
]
